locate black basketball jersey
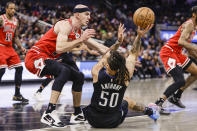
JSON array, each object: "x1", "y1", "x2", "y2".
[{"x1": 90, "y1": 68, "x2": 127, "y2": 113}]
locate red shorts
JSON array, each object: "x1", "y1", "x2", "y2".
[
  {"x1": 0, "y1": 45, "x2": 21, "y2": 69},
  {"x1": 25, "y1": 49, "x2": 53, "y2": 77},
  {"x1": 160, "y1": 45, "x2": 191, "y2": 74}
]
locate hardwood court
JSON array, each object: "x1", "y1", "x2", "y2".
[{"x1": 0, "y1": 78, "x2": 197, "y2": 131}]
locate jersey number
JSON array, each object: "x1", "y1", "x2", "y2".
[
  {"x1": 34, "y1": 58, "x2": 45, "y2": 70},
  {"x1": 99, "y1": 91, "x2": 119, "y2": 107},
  {"x1": 5, "y1": 32, "x2": 12, "y2": 42},
  {"x1": 167, "y1": 58, "x2": 176, "y2": 68}
]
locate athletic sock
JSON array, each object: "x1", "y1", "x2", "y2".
[
  {"x1": 15, "y1": 86, "x2": 20, "y2": 96},
  {"x1": 155, "y1": 98, "x2": 165, "y2": 107},
  {"x1": 74, "y1": 106, "x2": 82, "y2": 115},
  {"x1": 46, "y1": 103, "x2": 56, "y2": 113}
]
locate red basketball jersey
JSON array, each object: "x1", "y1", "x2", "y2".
[
  {"x1": 33, "y1": 19, "x2": 81, "y2": 58},
  {"x1": 166, "y1": 19, "x2": 196, "y2": 53},
  {"x1": 0, "y1": 14, "x2": 17, "y2": 46}
]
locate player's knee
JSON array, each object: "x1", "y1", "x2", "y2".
[
  {"x1": 72, "y1": 72, "x2": 84, "y2": 92},
  {"x1": 52, "y1": 67, "x2": 71, "y2": 92},
  {"x1": 59, "y1": 66, "x2": 71, "y2": 81}
]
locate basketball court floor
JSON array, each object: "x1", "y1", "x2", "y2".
[{"x1": 0, "y1": 78, "x2": 197, "y2": 131}]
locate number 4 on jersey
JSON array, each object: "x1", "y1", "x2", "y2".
[{"x1": 34, "y1": 58, "x2": 45, "y2": 70}]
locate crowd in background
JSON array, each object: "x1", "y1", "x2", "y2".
[{"x1": 0, "y1": 0, "x2": 196, "y2": 79}]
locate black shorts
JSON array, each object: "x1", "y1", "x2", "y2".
[
  {"x1": 82, "y1": 100, "x2": 128, "y2": 128},
  {"x1": 57, "y1": 52, "x2": 79, "y2": 71},
  {"x1": 184, "y1": 56, "x2": 197, "y2": 73}
]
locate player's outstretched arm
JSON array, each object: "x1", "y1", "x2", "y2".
[
  {"x1": 55, "y1": 20, "x2": 96, "y2": 54},
  {"x1": 91, "y1": 23, "x2": 126, "y2": 83},
  {"x1": 126, "y1": 24, "x2": 153, "y2": 78}
]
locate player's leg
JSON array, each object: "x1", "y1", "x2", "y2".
[
  {"x1": 12, "y1": 66, "x2": 29, "y2": 103},
  {"x1": 65, "y1": 64, "x2": 85, "y2": 124},
  {"x1": 155, "y1": 66, "x2": 185, "y2": 106},
  {"x1": 155, "y1": 48, "x2": 185, "y2": 113},
  {"x1": 40, "y1": 59, "x2": 72, "y2": 127},
  {"x1": 8, "y1": 50, "x2": 29, "y2": 103},
  {"x1": 124, "y1": 97, "x2": 159, "y2": 121},
  {"x1": 169, "y1": 62, "x2": 197, "y2": 107}
]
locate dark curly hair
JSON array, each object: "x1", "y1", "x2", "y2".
[{"x1": 107, "y1": 50, "x2": 130, "y2": 85}]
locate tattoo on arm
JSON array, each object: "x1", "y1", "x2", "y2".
[
  {"x1": 178, "y1": 22, "x2": 197, "y2": 51},
  {"x1": 130, "y1": 35, "x2": 141, "y2": 54},
  {"x1": 132, "y1": 102, "x2": 145, "y2": 112}
]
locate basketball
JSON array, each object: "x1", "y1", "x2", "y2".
[{"x1": 133, "y1": 7, "x2": 155, "y2": 29}]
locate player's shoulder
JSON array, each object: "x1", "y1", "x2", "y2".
[
  {"x1": 56, "y1": 20, "x2": 71, "y2": 27},
  {"x1": 183, "y1": 19, "x2": 194, "y2": 28},
  {"x1": 55, "y1": 19, "x2": 72, "y2": 31}
]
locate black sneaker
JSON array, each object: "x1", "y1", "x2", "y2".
[
  {"x1": 168, "y1": 96, "x2": 186, "y2": 108},
  {"x1": 13, "y1": 94, "x2": 29, "y2": 103}
]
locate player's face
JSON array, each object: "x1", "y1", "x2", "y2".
[
  {"x1": 104, "y1": 57, "x2": 115, "y2": 73},
  {"x1": 79, "y1": 11, "x2": 91, "y2": 26},
  {"x1": 6, "y1": 4, "x2": 16, "y2": 17}
]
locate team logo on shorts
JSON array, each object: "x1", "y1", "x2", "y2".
[{"x1": 75, "y1": 33, "x2": 80, "y2": 38}]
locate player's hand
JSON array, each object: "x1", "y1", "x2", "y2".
[
  {"x1": 117, "y1": 23, "x2": 126, "y2": 43},
  {"x1": 81, "y1": 29, "x2": 96, "y2": 42},
  {"x1": 144, "y1": 103, "x2": 160, "y2": 121},
  {"x1": 20, "y1": 47, "x2": 27, "y2": 54},
  {"x1": 137, "y1": 24, "x2": 154, "y2": 37}
]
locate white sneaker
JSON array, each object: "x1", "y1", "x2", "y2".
[
  {"x1": 33, "y1": 92, "x2": 43, "y2": 101},
  {"x1": 70, "y1": 112, "x2": 86, "y2": 124},
  {"x1": 41, "y1": 110, "x2": 65, "y2": 127}
]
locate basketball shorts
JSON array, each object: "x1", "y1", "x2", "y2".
[
  {"x1": 82, "y1": 100, "x2": 128, "y2": 128},
  {"x1": 160, "y1": 45, "x2": 192, "y2": 74},
  {"x1": 0, "y1": 45, "x2": 21, "y2": 69},
  {"x1": 25, "y1": 49, "x2": 52, "y2": 77}
]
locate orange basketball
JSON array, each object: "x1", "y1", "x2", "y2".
[{"x1": 133, "y1": 7, "x2": 155, "y2": 29}]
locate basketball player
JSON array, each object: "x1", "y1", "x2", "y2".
[
  {"x1": 33, "y1": 44, "x2": 99, "y2": 102},
  {"x1": 82, "y1": 24, "x2": 160, "y2": 128},
  {"x1": 25, "y1": 4, "x2": 108, "y2": 127},
  {"x1": 0, "y1": 2, "x2": 28, "y2": 103},
  {"x1": 155, "y1": 6, "x2": 197, "y2": 109}
]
